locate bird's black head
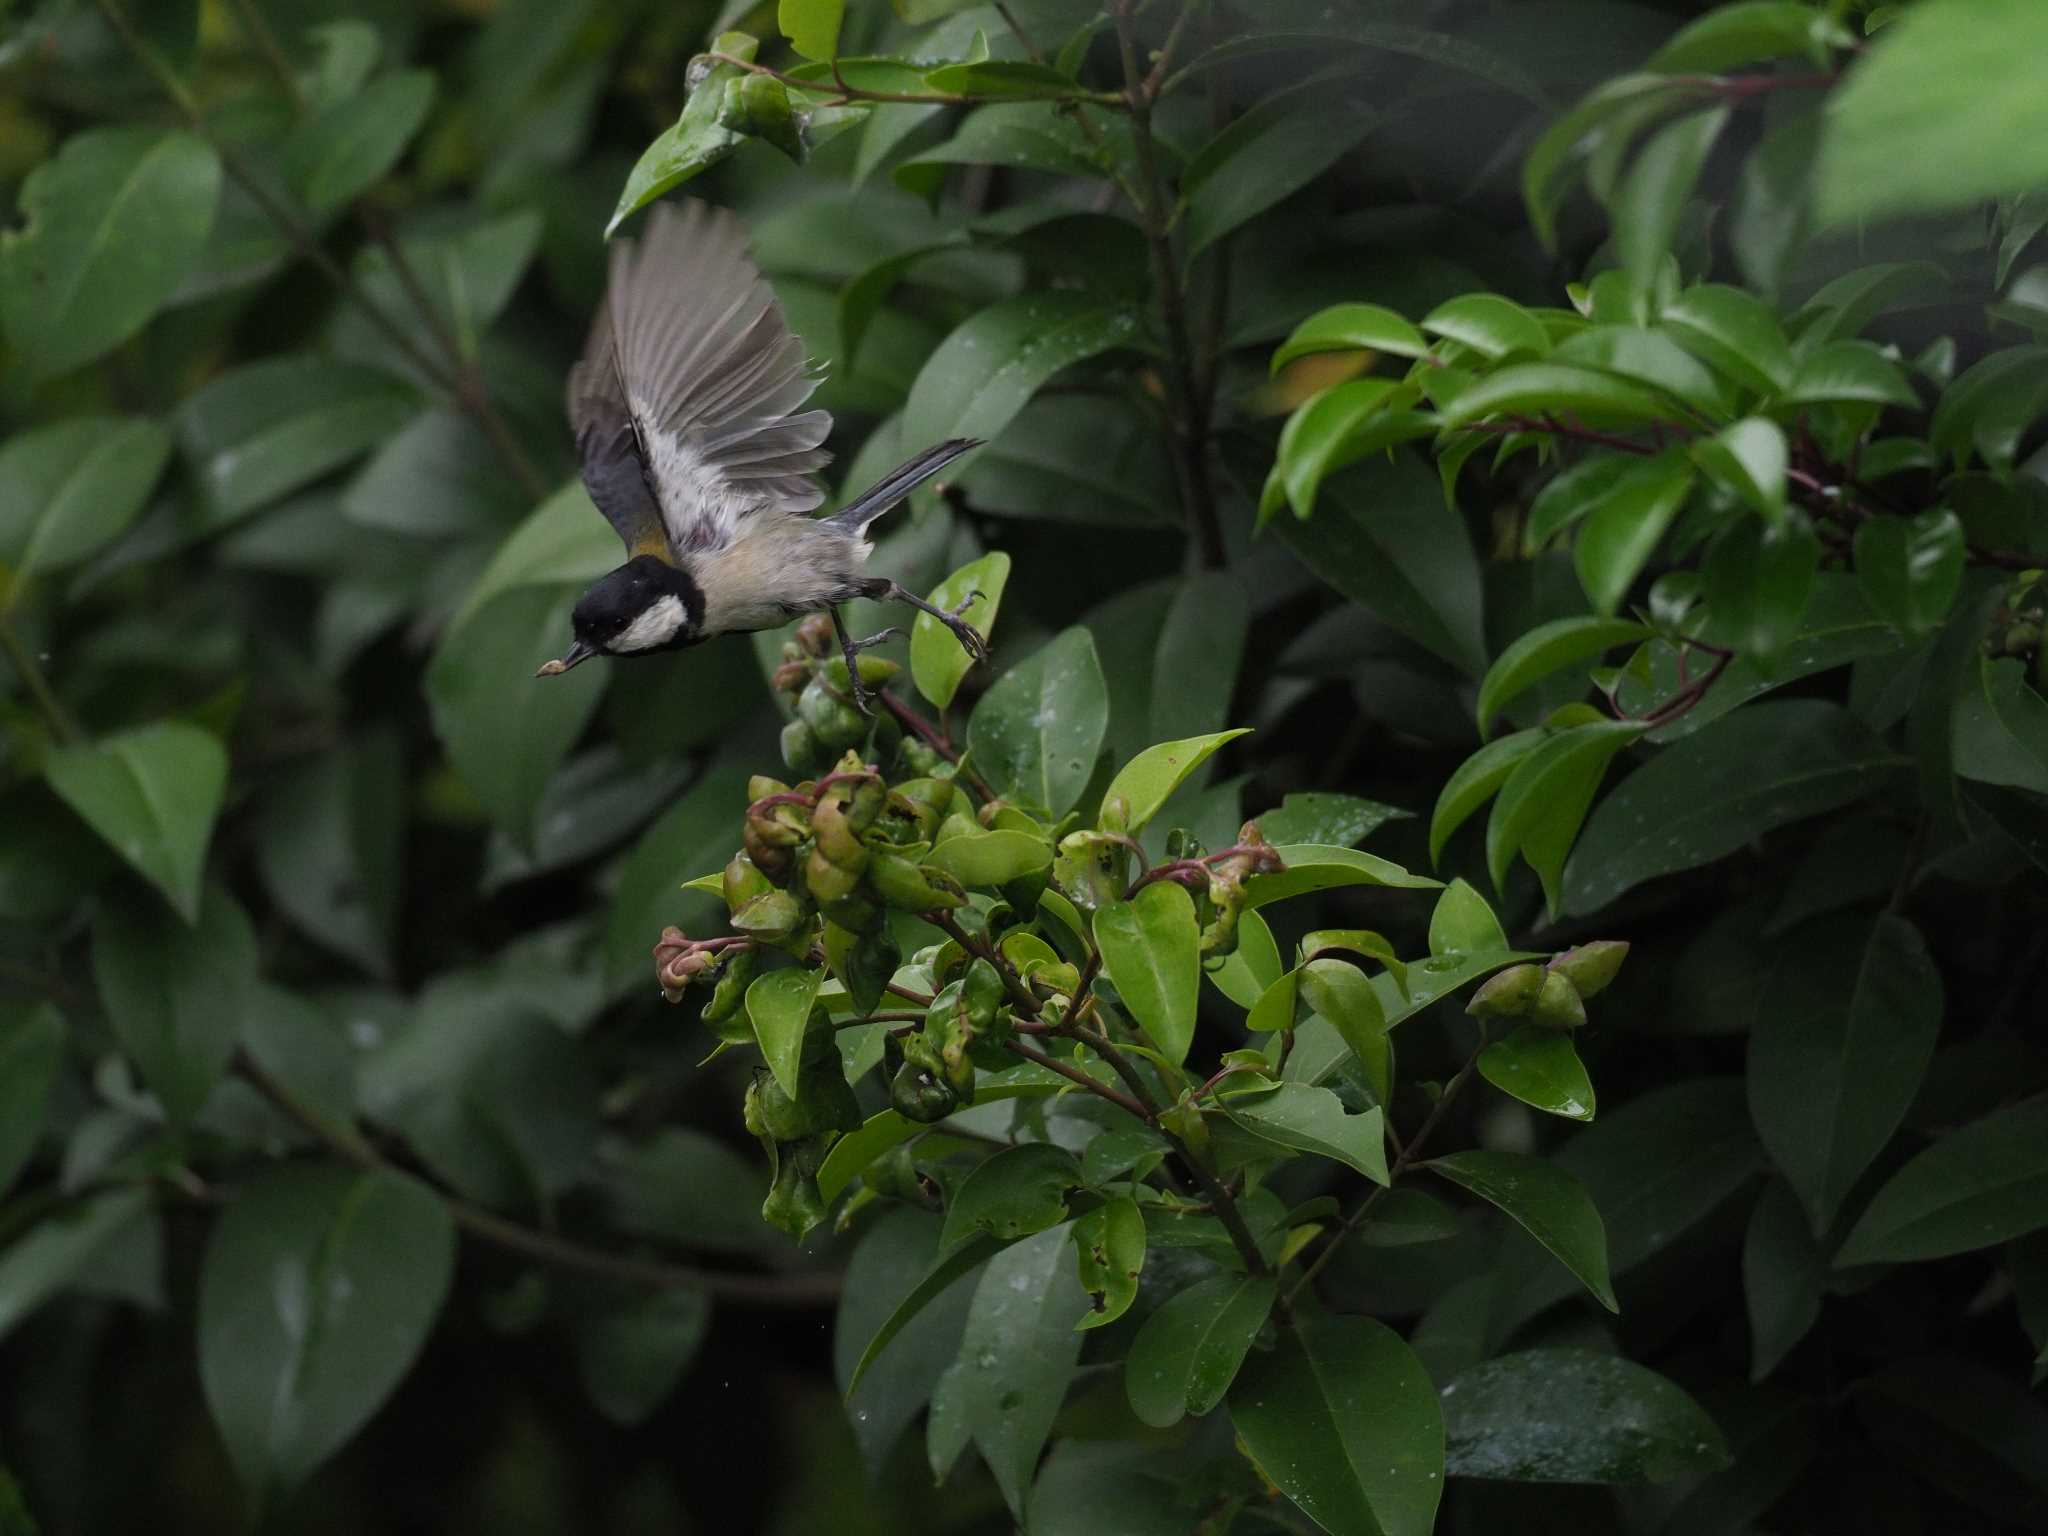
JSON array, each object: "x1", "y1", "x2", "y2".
[{"x1": 537, "y1": 556, "x2": 703, "y2": 676}]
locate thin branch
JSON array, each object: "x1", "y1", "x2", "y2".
[
  {"x1": 0, "y1": 618, "x2": 82, "y2": 744},
  {"x1": 1005, "y1": 1039, "x2": 1151, "y2": 1119},
  {"x1": 237, "y1": 1052, "x2": 838, "y2": 1307},
  {"x1": 225, "y1": 0, "x2": 304, "y2": 110}
]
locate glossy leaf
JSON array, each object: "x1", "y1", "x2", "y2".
[
  {"x1": 1703, "y1": 514, "x2": 1820, "y2": 657},
  {"x1": 1094, "y1": 882, "x2": 1200, "y2": 1065},
  {"x1": 747, "y1": 965, "x2": 826, "y2": 1100},
  {"x1": 1272, "y1": 303, "x2": 1430, "y2": 372},
  {"x1": 1836, "y1": 1097, "x2": 2048, "y2": 1266},
  {"x1": 903, "y1": 292, "x2": 1140, "y2": 453},
  {"x1": 1480, "y1": 1026, "x2": 1597, "y2": 1121},
  {"x1": 1277, "y1": 378, "x2": 1405, "y2": 519},
  {"x1": 1429, "y1": 1149, "x2": 1618, "y2": 1311},
  {"x1": 1297, "y1": 960, "x2": 1390, "y2": 1105},
  {"x1": 1614, "y1": 108, "x2": 1729, "y2": 288},
  {"x1": 1126, "y1": 1272, "x2": 1276, "y2": 1427},
  {"x1": 607, "y1": 36, "x2": 754, "y2": 234},
  {"x1": 1647, "y1": 2, "x2": 1829, "y2": 72},
  {"x1": 1855, "y1": 511, "x2": 1965, "y2": 634},
  {"x1": 1565, "y1": 701, "x2": 1901, "y2": 915},
  {"x1": 1694, "y1": 417, "x2": 1788, "y2": 521},
  {"x1": 0, "y1": 126, "x2": 221, "y2": 379},
  {"x1": 1783, "y1": 340, "x2": 1920, "y2": 408},
  {"x1": 1436, "y1": 363, "x2": 1674, "y2": 430},
  {"x1": 199, "y1": 1164, "x2": 455, "y2": 1502},
  {"x1": 1430, "y1": 730, "x2": 1543, "y2": 863},
  {"x1": 967, "y1": 626, "x2": 1108, "y2": 817},
  {"x1": 1441, "y1": 1351, "x2": 1729, "y2": 1482},
  {"x1": 1749, "y1": 914, "x2": 1943, "y2": 1235},
  {"x1": 1662, "y1": 285, "x2": 1795, "y2": 395},
  {"x1": 1205, "y1": 908, "x2": 1282, "y2": 1009},
  {"x1": 45, "y1": 722, "x2": 227, "y2": 923},
  {"x1": 1244, "y1": 844, "x2": 1442, "y2": 908},
  {"x1": 1486, "y1": 721, "x2": 1645, "y2": 914},
  {"x1": 911, "y1": 552, "x2": 1009, "y2": 711},
  {"x1": 1256, "y1": 792, "x2": 1406, "y2": 849},
  {"x1": 1422, "y1": 294, "x2": 1550, "y2": 360},
  {"x1": 817, "y1": 1071, "x2": 1068, "y2": 1203},
  {"x1": 0, "y1": 417, "x2": 171, "y2": 588},
  {"x1": 1575, "y1": 451, "x2": 1696, "y2": 616},
  {"x1": 1475, "y1": 616, "x2": 1651, "y2": 738},
  {"x1": 834, "y1": 1209, "x2": 977, "y2": 1474},
  {"x1": 280, "y1": 70, "x2": 435, "y2": 212},
  {"x1": 923, "y1": 827, "x2": 1053, "y2": 884},
  {"x1": 1232, "y1": 1313, "x2": 1444, "y2": 1536},
  {"x1": 1223, "y1": 1083, "x2": 1387, "y2": 1184},
  {"x1": 1429, "y1": 879, "x2": 1508, "y2": 956},
  {"x1": 1073, "y1": 1197, "x2": 1145, "y2": 1330},
  {"x1": 1100, "y1": 729, "x2": 1250, "y2": 833}
]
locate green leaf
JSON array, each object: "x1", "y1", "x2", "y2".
[
  {"x1": 847, "y1": 1232, "x2": 1004, "y2": 1394},
  {"x1": 1429, "y1": 1149, "x2": 1618, "y2": 1311},
  {"x1": 936, "y1": 1225, "x2": 1090, "y2": 1517},
  {"x1": 1855, "y1": 511, "x2": 1965, "y2": 634},
  {"x1": 1206, "y1": 907, "x2": 1282, "y2": 1009},
  {"x1": 1522, "y1": 73, "x2": 1680, "y2": 250},
  {"x1": 900, "y1": 102, "x2": 1113, "y2": 180},
  {"x1": 1852, "y1": 1355, "x2": 2048, "y2": 1515},
  {"x1": 427, "y1": 583, "x2": 607, "y2": 850},
  {"x1": 1436, "y1": 362, "x2": 1676, "y2": 430},
  {"x1": 1429, "y1": 879, "x2": 1508, "y2": 956},
  {"x1": 1932, "y1": 345, "x2": 2048, "y2": 471},
  {"x1": 817, "y1": 1073, "x2": 1069, "y2": 1202},
  {"x1": 280, "y1": 70, "x2": 435, "y2": 213},
  {"x1": 1276, "y1": 378, "x2": 1406, "y2": 519},
  {"x1": 1441, "y1": 1351, "x2": 1729, "y2": 1482},
  {"x1": 0, "y1": 416, "x2": 171, "y2": 587},
  {"x1": 1247, "y1": 967, "x2": 1302, "y2": 1038},
  {"x1": 575, "y1": 1287, "x2": 711, "y2": 1427},
  {"x1": 1101, "y1": 730, "x2": 1250, "y2": 832},
  {"x1": 1126, "y1": 1271, "x2": 1277, "y2": 1427},
  {"x1": 835, "y1": 1208, "x2": 977, "y2": 1474},
  {"x1": 747, "y1": 966, "x2": 827, "y2": 1100},
  {"x1": 256, "y1": 731, "x2": 403, "y2": 979},
  {"x1": 1613, "y1": 107, "x2": 1729, "y2": 289},
  {"x1": 923, "y1": 826, "x2": 1054, "y2": 885},
  {"x1": 1486, "y1": 721, "x2": 1645, "y2": 914},
  {"x1": 1181, "y1": 79, "x2": 1379, "y2": 256},
  {"x1": 1816, "y1": 0, "x2": 2048, "y2": 225},
  {"x1": 1480, "y1": 1026, "x2": 1597, "y2": 1121},
  {"x1": 1149, "y1": 571, "x2": 1248, "y2": 745},
  {"x1": 44, "y1": 722, "x2": 227, "y2": 923},
  {"x1": 1272, "y1": 303, "x2": 1430, "y2": 372},
  {"x1": 1232, "y1": 1313, "x2": 1444, "y2": 1536},
  {"x1": 1476, "y1": 616, "x2": 1651, "y2": 738},
  {"x1": 1268, "y1": 455, "x2": 1488, "y2": 677},
  {"x1": 1956, "y1": 655, "x2": 2048, "y2": 794},
  {"x1": 178, "y1": 356, "x2": 418, "y2": 523},
  {"x1": 779, "y1": 0, "x2": 845, "y2": 59},
  {"x1": 1694, "y1": 417, "x2": 1789, "y2": 522},
  {"x1": 0, "y1": 126, "x2": 221, "y2": 379},
  {"x1": 1749, "y1": 914, "x2": 1943, "y2": 1235},
  {"x1": 1836, "y1": 1097, "x2": 2048, "y2": 1266},
  {"x1": 1073, "y1": 1196, "x2": 1145, "y2": 1330},
  {"x1": 0, "y1": 1187, "x2": 150, "y2": 1344},
  {"x1": 1256, "y1": 792, "x2": 1407, "y2": 849},
  {"x1": 602, "y1": 759, "x2": 752, "y2": 994},
  {"x1": 903, "y1": 292, "x2": 1140, "y2": 453},
  {"x1": 1362, "y1": 1188, "x2": 1462, "y2": 1248},
  {"x1": 199, "y1": 1164, "x2": 455, "y2": 1502},
  {"x1": 1297, "y1": 959, "x2": 1390, "y2": 1105},
  {"x1": 607, "y1": 36, "x2": 757, "y2": 235},
  {"x1": 1430, "y1": 730, "x2": 1543, "y2": 864},
  {"x1": 1244, "y1": 843, "x2": 1442, "y2": 909},
  {"x1": 0, "y1": 1005, "x2": 62, "y2": 1197},
  {"x1": 967, "y1": 626, "x2": 1109, "y2": 817},
  {"x1": 1422, "y1": 294, "x2": 1551, "y2": 361},
  {"x1": 1574, "y1": 451, "x2": 1696, "y2": 616},
  {"x1": 1550, "y1": 327, "x2": 1738, "y2": 419},
  {"x1": 922, "y1": 59, "x2": 1087, "y2": 98},
  {"x1": 1647, "y1": 2, "x2": 1831, "y2": 71},
  {"x1": 1564, "y1": 701, "x2": 1901, "y2": 915},
  {"x1": 1093, "y1": 882, "x2": 1200, "y2": 1065},
  {"x1": 1222, "y1": 1083, "x2": 1388, "y2": 1183},
  {"x1": 1662, "y1": 285, "x2": 1795, "y2": 395},
  {"x1": 939, "y1": 1143, "x2": 1082, "y2": 1254},
  {"x1": 1744, "y1": 1178, "x2": 1826, "y2": 1381},
  {"x1": 1783, "y1": 340, "x2": 1920, "y2": 408},
  {"x1": 1703, "y1": 518, "x2": 1818, "y2": 660},
  {"x1": 907, "y1": 551, "x2": 1007, "y2": 711}
]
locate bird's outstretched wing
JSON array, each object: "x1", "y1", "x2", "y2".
[{"x1": 565, "y1": 200, "x2": 832, "y2": 562}]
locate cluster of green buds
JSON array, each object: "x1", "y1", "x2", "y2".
[
  {"x1": 1055, "y1": 796, "x2": 1284, "y2": 964},
  {"x1": 741, "y1": 1031, "x2": 861, "y2": 1236},
  {"x1": 772, "y1": 615, "x2": 913, "y2": 777},
  {"x1": 1466, "y1": 941, "x2": 1630, "y2": 1030},
  {"x1": 886, "y1": 955, "x2": 1015, "y2": 1123}
]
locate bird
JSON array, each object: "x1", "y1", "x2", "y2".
[{"x1": 535, "y1": 198, "x2": 988, "y2": 714}]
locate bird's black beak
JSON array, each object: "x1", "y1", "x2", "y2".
[{"x1": 535, "y1": 640, "x2": 598, "y2": 677}]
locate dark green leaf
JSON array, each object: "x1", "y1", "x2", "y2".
[
  {"x1": 904, "y1": 293, "x2": 1139, "y2": 451},
  {"x1": 199, "y1": 1164, "x2": 454, "y2": 1502},
  {"x1": 1855, "y1": 511, "x2": 1965, "y2": 635},
  {"x1": 1647, "y1": 2, "x2": 1829, "y2": 72},
  {"x1": 901, "y1": 101, "x2": 1116, "y2": 180},
  {"x1": 1430, "y1": 730, "x2": 1542, "y2": 863},
  {"x1": 45, "y1": 721, "x2": 226, "y2": 923},
  {"x1": 1851, "y1": 1355, "x2": 2048, "y2": 1521},
  {"x1": 939, "y1": 1143, "x2": 1081, "y2": 1253},
  {"x1": 0, "y1": 1005, "x2": 63, "y2": 1197},
  {"x1": 1441, "y1": 1351, "x2": 1729, "y2": 1482},
  {"x1": 0, "y1": 417, "x2": 171, "y2": 584},
  {"x1": 0, "y1": 1188, "x2": 150, "y2": 1344},
  {"x1": 1429, "y1": 1149, "x2": 1619, "y2": 1311},
  {"x1": 816, "y1": 1072, "x2": 1068, "y2": 1203},
  {"x1": 967, "y1": 626, "x2": 1109, "y2": 818},
  {"x1": 1126, "y1": 1271, "x2": 1276, "y2": 1427},
  {"x1": 1232, "y1": 1313, "x2": 1444, "y2": 1536},
  {"x1": 256, "y1": 731, "x2": 403, "y2": 978},
  {"x1": 0, "y1": 126, "x2": 221, "y2": 379},
  {"x1": 1523, "y1": 73, "x2": 1680, "y2": 250},
  {"x1": 1182, "y1": 80, "x2": 1379, "y2": 256},
  {"x1": 281, "y1": 70, "x2": 435, "y2": 212},
  {"x1": 1744, "y1": 1179, "x2": 1825, "y2": 1381},
  {"x1": 1094, "y1": 882, "x2": 1200, "y2": 1065},
  {"x1": 1837, "y1": 1097, "x2": 2048, "y2": 1266},
  {"x1": 1564, "y1": 701, "x2": 1901, "y2": 914},
  {"x1": 1574, "y1": 451, "x2": 1696, "y2": 616},
  {"x1": 1480, "y1": 1026, "x2": 1597, "y2": 1121},
  {"x1": 1362, "y1": 1187, "x2": 1463, "y2": 1248},
  {"x1": 575, "y1": 1287, "x2": 710, "y2": 1427},
  {"x1": 1954, "y1": 656, "x2": 2048, "y2": 794},
  {"x1": 1749, "y1": 914, "x2": 1943, "y2": 1234},
  {"x1": 835, "y1": 1208, "x2": 977, "y2": 1473},
  {"x1": 1222, "y1": 1082, "x2": 1387, "y2": 1183},
  {"x1": 1257, "y1": 792, "x2": 1407, "y2": 850}
]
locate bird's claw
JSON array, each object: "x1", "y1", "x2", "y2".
[
  {"x1": 839, "y1": 626, "x2": 901, "y2": 719},
  {"x1": 946, "y1": 591, "x2": 990, "y2": 666}
]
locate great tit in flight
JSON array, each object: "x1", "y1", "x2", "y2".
[{"x1": 537, "y1": 198, "x2": 987, "y2": 712}]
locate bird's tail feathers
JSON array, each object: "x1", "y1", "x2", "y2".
[{"x1": 828, "y1": 438, "x2": 980, "y2": 535}]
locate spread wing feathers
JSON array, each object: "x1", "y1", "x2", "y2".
[{"x1": 566, "y1": 200, "x2": 832, "y2": 561}]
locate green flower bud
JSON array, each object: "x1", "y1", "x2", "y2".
[
  {"x1": 747, "y1": 775, "x2": 790, "y2": 803},
  {"x1": 1532, "y1": 970, "x2": 1587, "y2": 1031},
  {"x1": 822, "y1": 654, "x2": 902, "y2": 692},
  {"x1": 802, "y1": 846, "x2": 864, "y2": 907},
  {"x1": 723, "y1": 854, "x2": 772, "y2": 914},
  {"x1": 760, "y1": 1135, "x2": 829, "y2": 1239},
  {"x1": 890, "y1": 1054, "x2": 958, "y2": 1123},
  {"x1": 744, "y1": 1071, "x2": 809, "y2": 1143},
  {"x1": 844, "y1": 775, "x2": 886, "y2": 833},
  {"x1": 862, "y1": 1142, "x2": 933, "y2": 1204},
  {"x1": 780, "y1": 718, "x2": 825, "y2": 774},
  {"x1": 810, "y1": 795, "x2": 870, "y2": 871},
  {"x1": 798, "y1": 676, "x2": 865, "y2": 750},
  {"x1": 1466, "y1": 963, "x2": 1546, "y2": 1019},
  {"x1": 900, "y1": 739, "x2": 945, "y2": 777},
  {"x1": 842, "y1": 927, "x2": 902, "y2": 1015},
  {"x1": 700, "y1": 947, "x2": 759, "y2": 1041},
  {"x1": 962, "y1": 958, "x2": 1006, "y2": 1029},
  {"x1": 731, "y1": 887, "x2": 808, "y2": 944},
  {"x1": 1157, "y1": 1098, "x2": 1210, "y2": 1163},
  {"x1": 1547, "y1": 940, "x2": 1628, "y2": 1000},
  {"x1": 869, "y1": 851, "x2": 967, "y2": 912}
]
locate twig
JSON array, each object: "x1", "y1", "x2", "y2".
[
  {"x1": 0, "y1": 618, "x2": 82, "y2": 744},
  {"x1": 1004, "y1": 1039, "x2": 1150, "y2": 1118},
  {"x1": 225, "y1": 0, "x2": 304, "y2": 109},
  {"x1": 1282, "y1": 1038, "x2": 1486, "y2": 1306},
  {"x1": 877, "y1": 690, "x2": 998, "y2": 801},
  {"x1": 237, "y1": 1052, "x2": 838, "y2": 1306}
]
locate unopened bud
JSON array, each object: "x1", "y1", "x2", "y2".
[
  {"x1": 1531, "y1": 969, "x2": 1587, "y2": 1030},
  {"x1": 1548, "y1": 940, "x2": 1628, "y2": 1000},
  {"x1": 1467, "y1": 963, "x2": 1546, "y2": 1019}
]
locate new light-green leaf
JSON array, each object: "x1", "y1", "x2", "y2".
[
  {"x1": 1479, "y1": 1026, "x2": 1597, "y2": 1121},
  {"x1": 779, "y1": 0, "x2": 845, "y2": 59},
  {"x1": 1429, "y1": 1149, "x2": 1618, "y2": 1311},
  {"x1": 1272, "y1": 303, "x2": 1430, "y2": 372},
  {"x1": 1101, "y1": 729, "x2": 1249, "y2": 832},
  {"x1": 1232, "y1": 1313, "x2": 1444, "y2": 1536},
  {"x1": 199, "y1": 1164, "x2": 455, "y2": 1503},
  {"x1": 1475, "y1": 616, "x2": 1651, "y2": 738},
  {"x1": 1093, "y1": 881, "x2": 1200, "y2": 1065},
  {"x1": 45, "y1": 722, "x2": 228, "y2": 923},
  {"x1": 910, "y1": 552, "x2": 1009, "y2": 711}
]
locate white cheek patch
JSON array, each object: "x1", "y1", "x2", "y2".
[{"x1": 611, "y1": 594, "x2": 689, "y2": 653}]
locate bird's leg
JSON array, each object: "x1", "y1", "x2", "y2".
[
  {"x1": 878, "y1": 582, "x2": 990, "y2": 665},
  {"x1": 828, "y1": 606, "x2": 902, "y2": 717}
]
